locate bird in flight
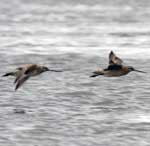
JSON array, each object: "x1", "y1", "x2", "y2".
[
  {"x1": 90, "y1": 51, "x2": 146, "y2": 77},
  {"x1": 2, "y1": 64, "x2": 63, "y2": 91}
]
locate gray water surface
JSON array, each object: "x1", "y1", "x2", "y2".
[{"x1": 0, "y1": 0, "x2": 150, "y2": 146}]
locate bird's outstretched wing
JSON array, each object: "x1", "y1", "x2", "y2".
[
  {"x1": 14, "y1": 70, "x2": 24, "y2": 84},
  {"x1": 109, "y1": 51, "x2": 123, "y2": 65},
  {"x1": 14, "y1": 64, "x2": 35, "y2": 83},
  {"x1": 15, "y1": 75, "x2": 29, "y2": 91}
]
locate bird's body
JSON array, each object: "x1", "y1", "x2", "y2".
[
  {"x1": 90, "y1": 51, "x2": 146, "y2": 77},
  {"x1": 3, "y1": 64, "x2": 62, "y2": 90},
  {"x1": 92, "y1": 66, "x2": 130, "y2": 77}
]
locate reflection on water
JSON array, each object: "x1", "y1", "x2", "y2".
[{"x1": 0, "y1": 0, "x2": 150, "y2": 146}]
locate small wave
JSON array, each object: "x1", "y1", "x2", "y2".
[{"x1": 121, "y1": 113, "x2": 150, "y2": 124}]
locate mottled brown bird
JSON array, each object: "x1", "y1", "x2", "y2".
[
  {"x1": 90, "y1": 51, "x2": 146, "y2": 77},
  {"x1": 2, "y1": 64, "x2": 62, "y2": 90}
]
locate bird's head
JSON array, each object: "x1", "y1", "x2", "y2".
[
  {"x1": 41, "y1": 66, "x2": 49, "y2": 72},
  {"x1": 41, "y1": 66, "x2": 63, "y2": 73},
  {"x1": 128, "y1": 66, "x2": 146, "y2": 73},
  {"x1": 128, "y1": 66, "x2": 135, "y2": 72}
]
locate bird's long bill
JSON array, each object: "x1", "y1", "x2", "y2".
[
  {"x1": 48, "y1": 69, "x2": 63, "y2": 72},
  {"x1": 134, "y1": 69, "x2": 146, "y2": 73}
]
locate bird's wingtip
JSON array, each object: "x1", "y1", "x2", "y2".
[
  {"x1": 110, "y1": 50, "x2": 114, "y2": 54},
  {"x1": 15, "y1": 86, "x2": 18, "y2": 91}
]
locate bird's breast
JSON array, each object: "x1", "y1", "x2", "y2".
[{"x1": 104, "y1": 70, "x2": 129, "y2": 77}]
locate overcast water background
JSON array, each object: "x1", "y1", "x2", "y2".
[{"x1": 0, "y1": 0, "x2": 150, "y2": 146}]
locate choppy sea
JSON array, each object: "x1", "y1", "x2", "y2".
[{"x1": 0, "y1": 0, "x2": 150, "y2": 145}]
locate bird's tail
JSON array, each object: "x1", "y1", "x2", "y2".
[
  {"x1": 90, "y1": 74, "x2": 100, "y2": 77},
  {"x1": 2, "y1": 72, "x2": 14, "y2": 77},
  {"x1": 90, "y1": 70, "x2": 104, "y2": 78}
]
